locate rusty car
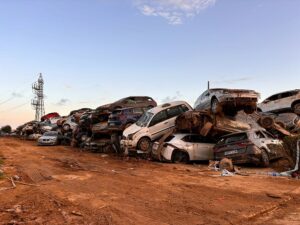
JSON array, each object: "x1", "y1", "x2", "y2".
[
  {"x1": 194, "y1": 88, "x2": 259, "y2": 115},
  {"x1": 213, "y1": 129, "x2": 284, "y2": 167}
]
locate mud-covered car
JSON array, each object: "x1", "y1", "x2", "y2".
[
  {"x1": 258, "y1": 89, "x2": 300, "y2": 115},
  {"x1": 108, "y1": 107, "x2": 146, "y2": 130},
  {"x1": 214, "y1": 129, "x2": 284, "y2": 167},
  {"x1": 152, "y1": 133, "x2": 215, "y2": 163},
  {"x1": 98, "y1": 96, "x2": 157, "y2": 111},
  {"x1": 273, "y1": 113, "x2": 300, "y2": 133},
  {"x1": 194, "y1": 88, "x2": 259, "y2": 115},
  {"x1": 37, "y1": 131, "x2": 65, "y2": 146}
]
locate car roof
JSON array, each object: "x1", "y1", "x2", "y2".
[
  {"x1": 267, "y1": 89, "x2": 300, "y2": 96},
  {"x1": 147, "y1": 101, "x2": 191, "y2": 114},
  {"x1": 208, "y1": 88, "x2": 256, "y2": 92}
]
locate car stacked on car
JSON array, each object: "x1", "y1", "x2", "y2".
[{"x1": 14, "y1": 89, "x2": 300, "y2": 169}]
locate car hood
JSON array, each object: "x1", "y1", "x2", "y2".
[{"x1": 123, "y1": 123, "x2": 142, "y2": 137}]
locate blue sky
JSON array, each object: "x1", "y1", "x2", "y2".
[{"x1": 0, "y1": 0, "x2": 299, "y2": 127}]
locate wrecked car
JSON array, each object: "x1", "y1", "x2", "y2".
[
  {"x1": 194, "y1": 88, "x2": 259, "y2": 115},
  {"x1": 37, "y1": 131, "x2": 68, "y2": 146},
  {"x1": 98, "y1": 96, "x2": 157, "y2": 111},
  {"x1": 152, "y1": 133, "x2": 215, "y2": 163},
  {"x1": 258, "y1": 89, "x2": 300, "y2": 115},
  {"x1": 121, "y1": 101, "x2": 192, "y2": 153},
  {"x1": 108, "y1": 107, "x2": 146, "y2": 130},
  {"x1": 273, "y1": 113, "x2": 300, "y2": 133},
  {"x1": 41, "y1": 112, "x2": 60, "y2": 122},
  {"x1": 83, "y1": 133, "x2": 113, "y2": 152},
  {"x1": 214, "y1": 129, "x2": 284, "y2": 167}
]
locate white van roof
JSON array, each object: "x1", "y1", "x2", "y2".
[{"x1": 147, "y1": 101, "x2": 191, "y2": 114}]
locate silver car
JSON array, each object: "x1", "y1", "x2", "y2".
[
  {"x1": 194, "y1": 88, "x2": 259, "y2": 115},
  {"x1": 152, "y1": 133, "x2": 215, "y2": 163},
  {"x1": 258, "y1": 89, "x2": 300, "y2": 115},
  {"x1": 38, "y1": 131, "x2": 62, "y2": 146}
]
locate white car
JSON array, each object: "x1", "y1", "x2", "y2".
[
  {"x1": 121, "y1": 101, "x2": 192, "y2": 152},
  {"x1": 258, "y1": 89, "x2": 300, "y2": 115},
  {"x1": 152, "y1": 133, "x2": 215, "y2": 163},
  {"x1": 62, "y1": 116, "x2": 78, "y2": 132}
]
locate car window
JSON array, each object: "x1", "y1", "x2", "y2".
[
  {"x1": 254, "y1": 131, "x2": 265, "y2": 139},
  {"x1": 265, "y1": 94, "x2": 279, "y2": 102},
  {"x1": 149, "y1": 110, "x2": 168, "y2": 127},
  {"x1": 133, "y1": 108, "x2": 143, "y2": 114},
  {"x1": 183, "y1": 135, "x2": 212, "y2": 143},
  {"x1": 166, "y1": 106, "x2": 182, "y2": 119},
  {"x1": 180, "y1": 104, "x2": 190, "y2": 112},
  {"x1": 225, "y1": 133, "x2": 248, "y2": 144}
]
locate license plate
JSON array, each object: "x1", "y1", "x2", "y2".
[{"x1": 224, "y1": 150, "x2": 238, "y2": 156}]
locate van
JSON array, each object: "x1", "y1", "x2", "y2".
[{"x1": 121, "y1": 101, "x2": 192, "y2": 152}]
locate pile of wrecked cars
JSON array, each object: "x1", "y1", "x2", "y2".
[{"x1": 15, "y1": 89, "x2": 300, "y2": 172}]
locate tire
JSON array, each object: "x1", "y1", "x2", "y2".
[
  {"x1": 211, "y1": 98, "x2": 221, "y2": 114},
  {"x1": 137, "y1": 137, "x2": 151, "y2": 152},
  {"x1": 293, "y1": 103, "x2": 300, "y2": 115},
  {"x1": 260, "y1": 149, "x2": 270, "y2": 167},
  {"x1": 259, "y1": 116, "x2": 274, "y2": 129},
  {"x1": 244, "y1": 107, "x2": 255, "y2": 114},
  {"x1": 172, "y1": 150, "x2": 189, "y2": 164}
]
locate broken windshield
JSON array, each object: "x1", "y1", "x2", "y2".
[{"x1": 136, "y1": 112, "x2": 154, "y2": 127}]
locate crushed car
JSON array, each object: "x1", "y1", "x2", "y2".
[
  {"x1": 152, "y1": 133, "x2": 215, "y2": 163},
  {"x1": 121, "y1": 101, "x2": 192, "y2": 153},
  {"x1": 98, "y1": 96, "x2": 157, "y2": 111},
  {"x1": 258, "y1": 89, "x2": 300, "y2": 115},
  {"x1": 213, "y1": 129, "x2": 284, "y2": 167},
  {"x1": 194, "y1": 88, "x2": 259, "y2": 115},
  {"x1": 108, "y1": 107, "x2": 147, "y2": 130}
]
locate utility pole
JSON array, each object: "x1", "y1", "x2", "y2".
[{"x1": 31, "y1": 73, "x2": 45, "y2": 121}]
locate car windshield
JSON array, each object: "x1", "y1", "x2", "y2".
[
  {"x1": 44, "y1": 132, "x2": 58, "y2": 137},
  {"x1": 136, "y1": 112, "x2": 154, "y2": 127}
]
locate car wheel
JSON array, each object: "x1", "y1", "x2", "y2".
[
  {"x1": 244, "y1": 107, "x2": 255, "y2": 114},
  {"x1": 260, "y1": 149, "x2": 270, "y2": 167},
  {"x1": 211, "y1": 98, "x2": 221, "y2": 114},
  {"x1": 259, "y1": 116, "x2": 274, "y2": 129},
  {"x1": 137, "y1": 137, "x2": 151, "y2": 152},
  {"x1": 293, "y1": 103, "x2": 300, "y2": 115},
  {"x1": 172, "y1": 150, "x2": 189, "y2": 164}
]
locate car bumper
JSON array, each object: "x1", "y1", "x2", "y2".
[
  {"x1": 121, "y1": 139, "x2": 137, "y2": 152},
  {"x1": 214, "y1": 146, "x2": 262, "y2": 165}
]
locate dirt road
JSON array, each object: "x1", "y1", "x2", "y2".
[{"x1": 0, "y1": 137, "x2": 300, "y2": 225}]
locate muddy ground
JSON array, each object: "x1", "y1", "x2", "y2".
[{"x1": 0, "y1": 137, "x2": 300, "y2": 225}]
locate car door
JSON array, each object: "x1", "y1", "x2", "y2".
[
  {"x1": 148, "y1": 110, "x2": 169, "y2": 140},
  {"x1": 275, "y1": 91, "x2": 295, "y2": 111},
  {"x1": 191, "y1": 135, "x2": 214, "y2": 160}
]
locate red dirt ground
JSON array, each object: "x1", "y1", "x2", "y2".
[{"x1": 0, "y1": 137, "x2": 300, "y2": 225}]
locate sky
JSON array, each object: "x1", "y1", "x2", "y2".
[{"x1": 0, "y1": 0, "x2": 299, "y2": 128}]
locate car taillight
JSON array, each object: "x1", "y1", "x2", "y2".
[{"x1": 237, "y1": 141, "x2": 253, "y2": 147}]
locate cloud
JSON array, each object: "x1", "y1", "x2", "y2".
[
  {"x1": 135, "y1": 0, "x2": 216, "y2": 25},
  {"x1": 11, "y1": 92, "x2": 23, "y2": 98},
  {"x1": 161, "y1": 91, "x2": 183, "y2": 103},
  {"x1": 55, "y1": 98, "x2": 70, "y2": 106}
]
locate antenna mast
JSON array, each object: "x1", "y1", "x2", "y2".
[{"x1": 31, "y1": 73, "x2": 45, "y2": 121}]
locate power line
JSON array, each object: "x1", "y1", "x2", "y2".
[{"x1": 0, "y1": 102, "x2": 29, "y2": 113}]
